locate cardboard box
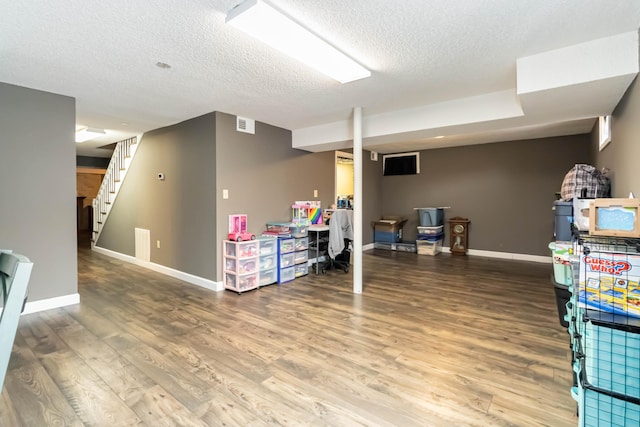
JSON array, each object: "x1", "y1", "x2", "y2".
[
  {"x1": 589, "y1": 198, "x2": 640, "y2": 238},
  {"x1": 371, "y1": 216, "x2": 407, "y2": 233}
]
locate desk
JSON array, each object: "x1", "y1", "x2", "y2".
[{"x1": 309, "y1": 224, "x2": 329, "y2": 274}]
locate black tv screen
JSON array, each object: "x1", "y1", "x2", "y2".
[{"x1": 383, "y1": 153, "x2": 419, "y2": 176}]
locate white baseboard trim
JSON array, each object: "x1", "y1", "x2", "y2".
[
  {"x1": 365, "y1": 243, "x2": 550, "y2": 263},
  {"x1": 464, "y1": 248, "x2": 550, "y2": 263},
  {"x1": 22, "y1": 293, "x2": 80, "y2": 315},
  {"x1": 92, "y1": 246, "x2": 224, "y2": 292},
  {"x1": 362, "y1": 243, "x2": 375, "y2": 251}
]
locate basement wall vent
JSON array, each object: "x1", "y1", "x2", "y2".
[{"x1": 236, "y1": 116, "x2": 255, "y2": 134}]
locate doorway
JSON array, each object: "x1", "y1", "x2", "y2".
[{"x1": 335, "y1": 151, "x2": 353, "y2": 208}]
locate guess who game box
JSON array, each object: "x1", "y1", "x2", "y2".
[{"x1": 578, "y1": 251, "x2": 640, "y2": 318}]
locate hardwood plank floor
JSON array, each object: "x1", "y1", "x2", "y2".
[{"x1": 0, "y1": 245, "x2": 577, "y2": 426}]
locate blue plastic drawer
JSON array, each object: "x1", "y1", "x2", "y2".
[
  {"x1": 278, "y1": 266, "x2": 295, "y2": 284},
  {"x1": 278, "y1": 237, "x2": 295, "y2": 254},
  {"x1": 279, "y1": 252, "x2": 295, "y2": 268},
  {"x1": 582, "y1": 319, "x2": 640, "y2": 398}
]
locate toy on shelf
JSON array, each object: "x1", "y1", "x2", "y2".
[
  {"x1": 293, "y1": 201, "x2": 323, "y2": 225},
  {"x1": 228, "y1": 214, "x2": 255, "y2": 241}
]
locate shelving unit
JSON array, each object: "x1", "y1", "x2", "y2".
[
  {"x1": 223, "y1": 240, "x2": 259, "y2": 293},
  {"x1": 277, "y1": 237, "x2": 296, "y2": 284}
]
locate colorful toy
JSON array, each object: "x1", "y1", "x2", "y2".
[{"x1": 228, "y1": 214, "x2": 255, "y2": 241}]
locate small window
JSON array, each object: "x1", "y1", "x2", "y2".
[{"x1": 383, "y1": 152, "x2": 420, "y2": 176}]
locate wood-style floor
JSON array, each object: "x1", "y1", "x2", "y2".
[{"x1": 0, "y1": 242, "x2": 577, "y2": 426}]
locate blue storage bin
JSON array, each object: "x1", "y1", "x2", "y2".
[
  {"x1": 417, "y1": 208, "x2": 444, "y2": 227},
  {"x1": 374, "y1": 230, "x2": 400, "y2": 243},
  {"x1": 417, "y1": 232, "x2": 444, "y2": 241}
]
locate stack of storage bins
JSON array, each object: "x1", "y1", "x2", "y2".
[
  {"x1": 293, "y1": 234, "x2": 309, "y2": 278},
  {"x1": 372, "y1": 217, "x2": 407, "y2": 251},
  {"x1": 551, "y1": 200, "x2": 574, "y2": 328},
  {"x1": 416, "y1": 208, "x2": 444, "y2": 255},
  {"x1": 258, "y1": 236, "x2": 277, "y2": 287},
  {"x1": 569, "y1": 236, "x2": 640, "y2": 426},
  {"x1": 265, "y1": 222, "x2": 309, "y2": 284},
  {"x1": 223, "y1": 240, "x2": 259, "y2": 293}
]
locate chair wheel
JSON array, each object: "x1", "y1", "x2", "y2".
[{"x1": 344, "y1": 267, "x2": 349, "y2": 273}]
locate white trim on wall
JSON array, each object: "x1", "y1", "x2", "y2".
[
  {"x1": 365, "y1": 245, "x2": 550, "y2": 263},
  {"x1": 92, "y1": 246, "x2": 224, "y2": 292},
  {"x1": 22, "y1": 293, "x2": 80, "y2": 315}
]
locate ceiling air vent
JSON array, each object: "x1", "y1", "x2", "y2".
[{"x1": 236, "y1": 116, "x2": 255, "y2": 134}]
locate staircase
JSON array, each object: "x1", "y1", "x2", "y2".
[{"x1": 92, "y1": 136, "x2": 139, "y2": 247}]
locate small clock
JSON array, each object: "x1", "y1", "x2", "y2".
[{"x1": 449, "y1": 217, "x2": 470, "y2": 255}]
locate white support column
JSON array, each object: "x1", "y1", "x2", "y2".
[{"x1": 353, "y1": 107, "x2": 363, "y2": 294}]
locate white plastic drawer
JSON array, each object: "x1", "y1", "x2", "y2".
[
  {"x1": 260, "y1": 254, "x2": 276, "y2": 271},
  {"x1": 259, "y1": 237, "x2": 277, "y2": 255},
  {"x1": 295, "y1": 237, "x2": 309, "y2": 251},
  {"x1": 294, "y1": 250, "x2": 308, "y2": 265},
  {"x1": 259, "y1": 269, "x2": 277, "y2": 286},
  {"x1": 295, "y1": 263, "x2": 308, "y2": 277}
]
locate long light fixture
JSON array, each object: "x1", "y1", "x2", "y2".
[
  {"x1": 226, "y1": 0, "x2": 370, "y2": 84},
  {"x1": 75, "y1": 127, "x2": 106, "y2": 143}
]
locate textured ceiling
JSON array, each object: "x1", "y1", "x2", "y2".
[{"x1": 1, "y1": 0, "x2": 640, "y2": 157}]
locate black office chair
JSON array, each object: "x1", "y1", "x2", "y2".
[{"x1": 321, "y1": 209, "x2": 353, "y2": 274}]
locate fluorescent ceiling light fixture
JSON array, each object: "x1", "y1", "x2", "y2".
[
  {"x1": 75, "y1": 127, "x2": 106, "y2": 143},
  {"x1": 226, "y1": 0, "x2": 370, "y2": 83}
]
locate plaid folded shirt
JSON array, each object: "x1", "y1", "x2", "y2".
[{"x1": 561, "y1": 164, "x2": 611, "y2": 201}]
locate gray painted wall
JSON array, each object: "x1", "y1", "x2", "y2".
[
  {"x1": 98, "y1": 113, "x2": 218, "y2": 279},
  {"x1": 363, "y1": 151, "x2": 383, "y2": 244},
  {"x1": 214, "y1": 112, "x2": 334, "y2": 280},
  {"x1": 98, "y1": 111, "x2": 337, "y2": 282},
  {"x1": 380, "y1": 135, "x2": 591, "y2": 255},
  {"x1": 0, "y1": 82, "x2": 78, "y2": 301},
  {"x1": 593, "y1": 76, "x2": 640, "y2": 197}
]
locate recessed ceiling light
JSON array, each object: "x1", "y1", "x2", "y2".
[
  {"x1": 434, "y1": 135, "x2": 445, "y2": 139},
  {"x1": 120, "y1": 122, "x2": 129, "y2": 126},
  {"x1": 156, "y1": 62, "x2": 171, "y2": 69}
]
